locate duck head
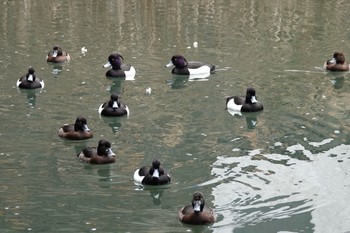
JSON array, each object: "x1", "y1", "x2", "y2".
[
  {"x1": 97, "y1": 139, "x2": 115, "y2": 157},
  {"x1": 26, "y1": 67, "x2": 36, "y2": 82},
  {"x1": 165, "y1": 55, "x2": 188, "y2": 68},
  {"x1": 104, "y1": 53, "x2": 124, "y2": 69},
  {"x1": 192, "y1": 192, "x2": 205, "y2": 213},
  {"x1": 245, "y1": 87, "x2": 258, "y2": 104},
  {"x1": 333, "y1": 52, "x2": 346, "y2": 64},
  {"x1": 108, "y1": 93, "x2": 120, "y2": 109},
  {"x1": 51, "y1": 45, "x2": 63, "y2": 57},
  {"x1": 74, "y1": 116, "x2": 91, "y2": 132},
  {"x1": 149, "y1": 159, "x2": 162, "y2": 179}
]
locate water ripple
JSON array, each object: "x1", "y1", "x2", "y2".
[{"x1": 211, "y1": 143, "x2": 350, "y2": 232}]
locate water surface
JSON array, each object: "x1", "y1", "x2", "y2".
[{"x1": 1, "y1": 1, "x2": 350, "y2": 232}]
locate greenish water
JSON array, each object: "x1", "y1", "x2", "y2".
[{"x1": 1, "y1": 1, "x2": 350, "y2": 232}]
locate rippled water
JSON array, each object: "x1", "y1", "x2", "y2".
[{"x1": 1, "y1": 1, "x2": 350, "y2": 232}]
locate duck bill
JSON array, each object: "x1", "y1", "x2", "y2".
[
  {"x1": 103, "y1": 61, "x2": 111, "y2": 68},
  {"x1": 152, "y1": 168, "x2": 160, "y2": 178},
  {"x1": 113, "y1": 101, "x2": 119, "y2": 109},
  {"x1": 107, "y1": 148, "x2": 115, "y2": 157},
  {"x1": 83, "y1": 124, "x2": 91, "y2": 132},
  {"x1": 27, "y1": 74, "x2": 34, "y2": 82},
  {"x1": 52, "y1": 50, "x2": 58, "y2": 58},
  {"x1": 193, "y1": 201, "x2": 201, "y2": 212},
  {"x1": 251, "y1": 96, "x2": 258, "y2": 103},
  {"x1": 329, "y1": 58, "x2": 336, "y2": 64},
  {"x1": 165, "y1": 61, "x2": 174, "y2": 68}
]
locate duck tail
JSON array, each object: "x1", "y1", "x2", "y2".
[{"x1": 224, "y1": 96, "x2": 233, "y2": 109}]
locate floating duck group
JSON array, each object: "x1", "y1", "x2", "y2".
[{"x1": 16, "y1": 45, "x2": 349, "y2": 225}]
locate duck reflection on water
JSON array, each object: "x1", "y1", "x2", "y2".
[
  {"x1": 227, "y1": 109, "x2": 263, "y2": 130},
  {"x1": 166, "y1": 73, "x2": 211, "y2": 89}
]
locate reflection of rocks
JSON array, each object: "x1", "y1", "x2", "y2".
[{"x1": 155, "y1": 114, "x2": 184, "y2": 148}]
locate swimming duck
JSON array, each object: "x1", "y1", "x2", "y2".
[
  {"x1": 98, "y1": 93, "x2": 129, "y2": 117},
  {"x1": 323, "y1": 52, "x2": 350, "y2": 71},
  {"x1": 77, "y1": 139, "x2": 116, "y2": 164},
  {"x1": 58, "y1": 116, "x2": 93, "y2": 140},
  {"x1": 46, "y1": 45, "x2": 71, "y2": 63},
  {"x1": 16, "y1": 67, "x2": 44, "y2": 89},
  {"x1": 225, "y1": 87, "x2": 263, "y2": 113},
  {"x1": 133, "y1": 159, "x2": 171, "y2": 185},
  {"x1": 178, "y1": 191, "x2": 216, "y2": 225},
  {"x1": 103, "y1": 53, "x2": 136, "y2": 79},
  {"x1": 165, "y1": 55, "x2": 215, "y2": 76}
]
